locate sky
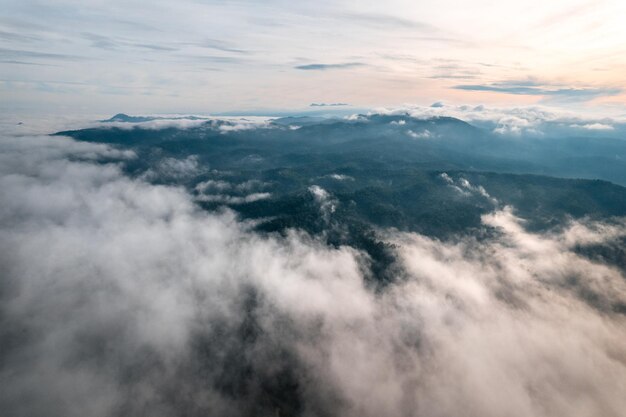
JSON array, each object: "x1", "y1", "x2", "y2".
[{"x1": 1, "y1": 0, "x2": 626, "y2": 115}]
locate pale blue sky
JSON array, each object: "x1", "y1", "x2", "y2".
[{"x1": 1, "y1": 0, "x2": 625, "y2": 115}]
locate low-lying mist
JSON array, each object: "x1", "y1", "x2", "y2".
[{"x1": 1, "y1": 134, "x2": 626, "y2": 417}]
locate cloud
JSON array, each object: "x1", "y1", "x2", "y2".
[
  {"x1": 0, "y1": 30, "x2": 42, "y2": 43},
  {"x1": 99, "y1": 118, "x2": 211, "y2": 130},
  {"x1": 132, "y1": 43, "x2": 178, "y2": 52},
  {"x1": 571, "y1": 122, "x2": 614, "y2": 130},
  {"x1": 430, "y1": 74, "x2": 479, "y2": 80},
  {"x1": 440, "y1": 172, "x2": 499, "y2": 205},
  {"x1": 195, "y1": 179, "x2": 233, "y2": 192},
  {"x1": 195, "y1": 192, "x2": 271, "y2": 204},
  {"x1": 141, "y1": 155, "x2": 203, "y2": 181},
  {"x1": 336, "y1": 12, "x2": 436, "y2": 31},
  {"x1": 326, "y1": 173, "x2": 354, "y2": 181},
  {"x1": 81, "y1": 33, "x2": 180, "y2": 52},
  {"x1": 0, "y1": 60, "x2": 59, "y2": 66},
  {"x1": 195, "y1": 179, "x2": 272, "y2": 204},
  {"x1": 176, "y1": 54, "x2": 247, "y2": 65},
  {"x1": 217, "y1": 119, "x2": 274, "y2": 132},
  {"x1": 309, "y1": 185, "x2": 337, "y2": 220},
  {"x1": 3, "y1": 0, "x2": 626, "y2": 114},
  {"x1": 454, "y1": 80, "x2": 621, "y2": 102},
  {"x1": 0, "y1": 47, "x2": 86, "y2": 62},
  {"x1": 295, "y1": 62, "x2": 365, "y2": 71},
  {"x1": 188, "y1": 39, "x2": 250, "y2": 54},
  {"x1": 430, "y1": 64, "x2": 481, "y2": 80},
  {"x1": 1, "y1": 132, "x2": 626, "y2": 417},
  {"x1": 196, "y1": 179, "x2": 270, "y2": 193},
  {"x1": 373, "y1": 103, "x2": 625, "y2": 136},
  {"x1": 406, "y1": 129, "x2": 432, "y2": 139},
  {"x1": 310, "y1": 103, "x2": 349, "y2": 107},
  {"x1": 92, "y1": 115, "x2": 274, "y2": 131}
]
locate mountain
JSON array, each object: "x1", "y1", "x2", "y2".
[
  {"x1": 101, "y1": 113, "x2": 158, "y2": 123},
  {"x1": 54, "y1": 114, "x2": 626, "y2": 278},
  {"x1": 101, "y1": 113, "x2": 209, "y2": 123},
  {"x1": 63, "y1": 114, "x2": 626, "y2": 185}
]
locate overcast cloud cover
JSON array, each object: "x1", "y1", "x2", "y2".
[{"x1": 1, "y1": 127, "x2": 626, "y2": 417}]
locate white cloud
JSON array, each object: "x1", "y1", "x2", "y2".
[
  {"x1": 217, "y1": 120, "x2": 273, "y2": 132},
  {"x1": 571, "y1": 123, "x2": 614, "y2": 130},
  {"x1": 439, "y1": 172, "x2": 454, "y2": 184},
  {"x1": 102, "y1": 118, "x2": 211, "y2": 130},
  {"x1": 327, "y1": 173, "x2": 354, "y2": 181},
  {"x1": 406, "y1": 129, "x2": 432, "y2": 139},
  {"x1": 142, "y1": 155, "x2": 202, "y2": 180},
  {"x1": 440, "y1": 172, "x2": 498, "y2": 204},
  {"x1": 96, "y1": 116, "x2": 275, "y2": 132},
  {"x1": 309, "y1": 185, "x2": 337, "y2": 220},
  {"x1": 195, "y1": 179, "x2": 272, "y2": 203},
  {"x1": 374, "y1": 104, "x2": 625, "y2": 136},
  {"x1": 195, "y1": 192, "x2": 271, "y2": 204},
  {"x1": 195, "y1": 179, "x2": 232, "y2": 192},
  {"x1": 1, "y1": 132, "x2": 626, "y2": 417}
]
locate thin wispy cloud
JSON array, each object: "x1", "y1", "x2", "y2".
[
  {"x1": 0, "y1": 30, "x2": 41, "y2": 43},
  {"x1": 0, "y1": 60, "x2": 59, "y2": 66},
  {"x1": 454, "y1": 80, "x2": 622, "y2": 102},
  {"x1": 295, "y1": 62, "x2": 365, "y2": 71},
  {"x1": 188, "y1": 39, "x2": 251, "y2": 54},
  {"x1": 0, "y1": 47, "x2": 87, "y2": 62},
  {"x1": 336, "y1": 12, "x2": 437, "y2": 31},
  {"x1": 310, "y1": 102, "x2": 349, "y2": 107},
  {"x1": 82, "y1": 33, "x2": 179, "y2": 52}
]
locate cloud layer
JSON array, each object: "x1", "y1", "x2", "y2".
[
  {"x1": 454, "y1": 80, "x2": 622, "y2": 103},
  {"x1": 4, "y1": 0, "x2": 626, "y2": 113},
  {"x1": 375, "y1": 103, "x2": 626, "y2": 136},
  {"x1": 294, "y1": 63, "x2": 365, "y2": 71},
  {"x1": 1, "y1": 133, "x2": 626, "y2": 417}
]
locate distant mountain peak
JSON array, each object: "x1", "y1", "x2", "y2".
[
  {"x1": 101, "y1": 113, "x2": 210, "y2": 123},
  {"x1": 102, "y1": 114, "x2": 156, "y2": 123}
]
